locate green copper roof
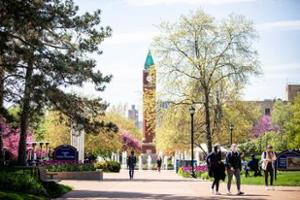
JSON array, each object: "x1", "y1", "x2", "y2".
[{"x1": 144, "y1": 50, "x2": 154, "y2": 69}]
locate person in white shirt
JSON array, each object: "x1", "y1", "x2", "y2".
[{"x1": 261, "y1": 145, "x2": 277, "y2": 190}]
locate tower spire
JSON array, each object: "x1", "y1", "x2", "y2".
[{"x1": 144, "y1": 50, "x2": 154, "y2": 69}]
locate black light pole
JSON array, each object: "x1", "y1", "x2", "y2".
[
  {"x1": 189, "y1": 104, "x2": 196, "y2": 178},
  {"x1": 229, "y1": 123, "x2": 234, "y2": 145},
  {"x1": 259, "y1": 136, "x2": 262, "y2": 153}
]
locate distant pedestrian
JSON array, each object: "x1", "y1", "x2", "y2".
[
  {"x1": 157, "y1": 156, "x2": 162, "y2": 172},
  {"x1": 226, "y1": 144, "x2": 244, "y2": 195},
  {"x1": 206, "y1": 145, "x2": 226, "y2": 195},
  {"x1": 127, "y1": 151, "x2": 137, "y2": 179},
  {"x1": 261, "y1": 145, "x2": 277, "y2": 190}
]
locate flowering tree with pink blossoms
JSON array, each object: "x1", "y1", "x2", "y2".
[
  {"x1": 0, "y1": 116, "x2": 33, "y2": 160},
  {"x1": 251, "y1": 115, "x2": 279, "y2": 138},
  {"x1": 120, "y1": 130, "x2": 142, "y2": 152}
]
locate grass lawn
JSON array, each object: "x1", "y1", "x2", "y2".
[
  {"x1": 0, "y1": 191, "x2": 45, "y2": 200},
  {"x1": 240, "y1": 171, "x2": 300, "y2": 186},
  {"x1": 0, "y1": 184, "x2": 71, "y2": 200},
  {"x1": 180, "y1": 170, "x2": 300, "y2": 186}
]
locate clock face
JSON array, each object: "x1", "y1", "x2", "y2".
[{"x1": 146, "y1": 75, "x2": 152, "y2": 83}]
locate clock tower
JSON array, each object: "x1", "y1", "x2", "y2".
[{"x1": 142, "y1": 50, "x2": 156, "y2": 154}]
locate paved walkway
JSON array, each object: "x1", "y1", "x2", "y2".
[{"x1": 55, "y1": 170, "x2": 300, "y2": 200}]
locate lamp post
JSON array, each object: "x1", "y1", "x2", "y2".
[
  {"x1": 229, "y1": 123, "x2": 234, "y2": 145},
  {"x1": 189, "y1": 104, "x2": 196, "y2": 178}
]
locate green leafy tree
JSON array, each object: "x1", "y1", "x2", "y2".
[
  {"x1": 153, "y1": 9, "x2": 260, "y2": 152},
  {"x1": 1, "y1": 0, "x2": 113, "y2": 165},
  {"x1": 272, "y1": 99, "x2": 291, "y2": 131},
  {"x1": 217, "y1": 101, "x2": 260, "y2": 145},
  {"x1": 285, "y1": 95, "x2": 300, "y2": 149}
]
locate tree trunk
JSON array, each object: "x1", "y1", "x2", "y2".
[
  {"x1": 0, "y1": 55, "x2": 4, "y2": 165},
  {"x1": 0, "y1": 56, "x2": 4, "y2": 108},
  {"x1": 204, "y1": 89, "x2": 212, "y2": 153},
  {"x1": 17, "y1": 60, "x2": 33, "y2": 166}
]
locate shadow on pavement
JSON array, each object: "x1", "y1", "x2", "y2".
[
  {"x1": 103, "y1": 178, "x2": 200, "y2": 182},
  {"x1": 276, "y1": 189, "x2": 300, "y2": 192},
  {"x1": 57, "y1": 190, "x2": 269, "y2": 200}
]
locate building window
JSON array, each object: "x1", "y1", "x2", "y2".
[{"x1": 265, "y1": 108, "x2": 271, "y2": 116}]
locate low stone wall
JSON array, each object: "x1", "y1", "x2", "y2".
[{"x1": 52, "y1": 170, "x2": 103, "y2": 180}]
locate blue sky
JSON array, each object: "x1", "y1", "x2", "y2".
[{"x1": 73, "y1": 0, "x2": 300, "y2": 110}]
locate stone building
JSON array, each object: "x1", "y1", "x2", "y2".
[
  {"x1": 128, "y1": 104, "x2": 139, "y2": 128},
  {"x1": 286, "y1": 84, "x2": 300, "y2": 102}
]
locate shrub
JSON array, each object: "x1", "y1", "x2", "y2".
[
  {"x1": 42, "y1": 182, "x2": 72, "y2": 198},
  {"x1": 200, "y1": 172, "x2": 210, "y2": 180},
  {"x1": 178, "y1": 165, "x2": 208, "y2": 179},
  {"x1": 43, "y1": 160, "x2": 95, "y2": 172},
  {"x1": 94, "y1": 161, "x2": 121, "y2": 172},
  {"x1": 95, "y1": 161, "x2": 108, "y2": 170},
  {"x1": 106, "y1": 161, "x2": 121, "y2": 172},
  {"x1": 0, "y1": 172, "x2": 47, "y2": 196}
]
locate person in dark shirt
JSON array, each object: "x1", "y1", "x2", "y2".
[
  {"x1": 127, "y1": 151, "x2": 137, "y2": 179},
  {"x1": 206, "y1": 145, "x2": 226, "y2": 195},
  {"x1": 157, "y1": 156, "x2": 162, "y2": 172},
  {"x1": 246, "y1": 154, "x2": 260, "y2": 177},
  {"x1": 226, "y1": 144, "x2": 244, "y2": 195}
]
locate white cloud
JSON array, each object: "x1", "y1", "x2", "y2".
[
  {"x1": 104, "y1": 31, "x2": 158, "y2": 45},
  {"x1": 256, "y1": 20, "x2": 300, "y2": 31},
  {"x1": 123, "y1": 0, "x2": 255, "y2": 6}
]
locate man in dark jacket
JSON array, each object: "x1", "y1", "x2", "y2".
[
  {"x1": 127, "y1": 151, "x2": 137, "y2": 179},
  {"x1": 226, "y1": 144, "x2": 244, "y2": 195}
]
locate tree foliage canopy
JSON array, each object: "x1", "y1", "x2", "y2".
[
  {"x1": 153, "y1": 9, "x2": 261, "y2": 152},
  {"x1": 0, "y1": 0, "x2": 113, "y2": 165}
]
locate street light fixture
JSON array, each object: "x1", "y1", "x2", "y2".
[
  {"x1": 189, "y1": 104, "x2": 196, "y2": 178},
  {"x1": 229, "y1": 123, "x2": 234, "y2": 145}
]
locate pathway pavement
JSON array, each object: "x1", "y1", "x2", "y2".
[{"x1": 55, "y1": 170, "x2": 300, "y2": 200}]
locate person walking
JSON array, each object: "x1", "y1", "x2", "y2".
[
  {"x1": 261, "y1": 145, "x2": 277, "y2": 190},
  {"x1": 226, "y1": 144, "x2": 244, "y2": 195},
  {"x1": 127, "y1": 150, "x2": 137, "y2": 180},
  {"x1": 157, "y1": 156, "x2": 162, "y2": 172},
  {"x1": 206, "y1": 145, "x2": 226, "y2": 195}
]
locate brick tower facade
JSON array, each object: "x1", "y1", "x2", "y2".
[{"x1": 142, "y1": 51, "x2": 156, "y2": 154}]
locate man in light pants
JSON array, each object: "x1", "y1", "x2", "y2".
[{"x1": 226, "y1": 144, "x2": 244, "y2": 195}]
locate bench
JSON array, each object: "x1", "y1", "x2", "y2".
[
  {"x1": 46, "y1": 172, "x2": 58, "y2": 179},
  {"x1": 38, "y1": 166, "x2": 58, "y2": 182}
]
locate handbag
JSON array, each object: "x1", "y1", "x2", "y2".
[{"x1": 261, "y1": 160, "x2": 267, "y2": 170}]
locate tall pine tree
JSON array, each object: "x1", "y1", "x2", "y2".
[{"x1": 0, "y1": 0, "x2": 115, "y2": 165}]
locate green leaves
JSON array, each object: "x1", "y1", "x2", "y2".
[
  {"x1": 1, "y1": 0, "x2": 114, "y2": 164},
  {"x1": 1, "y1": 0, "x2": 113, "y2": 131}
]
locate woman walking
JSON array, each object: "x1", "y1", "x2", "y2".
[
  {"x1": 261, "y1": 145, "x2": 277, "y2": 190},
  {"x1": 206, "y1": 145, "x2": 226, "y2": 195}
]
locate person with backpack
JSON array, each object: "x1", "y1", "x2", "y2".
[
  {"x1": 127, "y1": 150, "x2": 137, "y2": 179},
  {"x1": 225, "y1": 143, "x2": 244, "y2": 195},
  {"x1": 206, "y1": 145, "x2": 226, "y2": 195},
  {"x1": 261, "y1": 145, "x2": 277, "y2": 190}
]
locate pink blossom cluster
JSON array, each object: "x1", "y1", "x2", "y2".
[
  {"x1": 0, "y1": 117, "x2": 33, "y2": 158},
  {"x1": 182, "y1": 165, "x2": 208, "y2": 173},
  {"x1": 251, "y1": 115, "x2": 279, "y2": 138},
  {"x1": 120, "y1": 130, "x2": 142, "y2": 151}
]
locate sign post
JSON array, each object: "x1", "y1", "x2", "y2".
[{"x1": 53, "y1": 145, "x2": 78, "y2": 161}]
